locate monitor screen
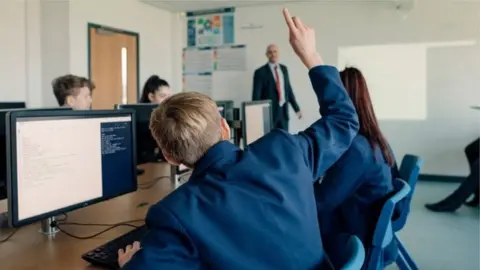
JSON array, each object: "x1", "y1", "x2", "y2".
[
  {"x1": 218, "y1": 106, "x2": 226, "y2": 118},
  {"x1": 0, "y1": 107, "x2": 71, "y2": 201},
  {"x1": 7, "y1": 110, "x2": 136, "y2": 227},
  {"x1": 242, "y1": 101, "x2": 273, "y2": 146},
  {"x1": 115, "y1": 104, "x2": 159, "y2": 164},
  {"x1": 215, "y1": 100, "x2": 234, "y2": 121}
]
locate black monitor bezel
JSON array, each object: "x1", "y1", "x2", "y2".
[
  {"x1": 114, "y1": 103, "x2": 159, "y2": 110},
  {"x1": 6, "y1": 109, "x2": 137, "y2": 228},
  {"x1": 241, "y1": 100, "x2": 273, "y2": 147},
  {"x1": 0, "y1": 102, "x2": 26, "y2": 110}
]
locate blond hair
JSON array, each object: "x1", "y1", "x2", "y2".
[{"x1": 149, "y1": 92, "x2": 223, "y2": 167}]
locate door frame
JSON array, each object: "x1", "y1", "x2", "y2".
[{"x1": 87, "y1": 23, "x2": 140, "y2": 98}]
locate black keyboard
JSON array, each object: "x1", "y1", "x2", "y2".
[{"x1": 81, "y1": 225, "x2": 148, "y2": 269}]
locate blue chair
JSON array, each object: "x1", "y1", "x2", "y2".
[
  {"x1": 393, "y1": 154, "x2": 424, "y2": 231},
  {"x1": 392, "y1": 155, "x2": 424, "y2": 270},
  {"x1": 365, "y1": 178, "x2": 411, "y2": 270},
  {"x1": 329, "y1": 234, "x2": 365, "y2": 270}
]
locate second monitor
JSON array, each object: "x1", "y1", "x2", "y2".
[
  {"x1": 115, "y1": 104, "x2": 160, "y2": 164},
  {"x1": 215, "y1": 100, "x2": 234, "y2": 121},
  {"x1": 242, "y1": 100, "x2": 273, "y2": 147}
]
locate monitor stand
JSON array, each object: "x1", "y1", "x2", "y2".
[{"x1": 40, "y1": 217, "x2": 59, "y2": 235}]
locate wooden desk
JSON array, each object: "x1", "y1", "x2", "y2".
[{"x1": 0, "y1": 162, "x2": 174, "y2": 270}]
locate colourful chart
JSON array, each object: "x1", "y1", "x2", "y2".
[{"x1": 187, "y1": 8, "x2": 235, "y2": 47}]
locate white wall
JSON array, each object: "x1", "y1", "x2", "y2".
[
  {"x1": 179, "y1": 0, "x2": 480, "y2": 176},
  {"x1": 0, "y1": 0, "x2": 27, "y2": 102},
  {"x1": 69, "y1": 0, "x2": 174, "y2": 93},
  {"x1": 0, "y1": 0, "x2": 175, "y2": 107},
  {"x1": 41, "y1": 1, "x2": 71, "y2": 107}
]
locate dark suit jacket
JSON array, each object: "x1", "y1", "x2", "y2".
[
  {"x1": 252, "y1": 64, "x2": 300, "y2": 122},
  {"x1": 123, "y1": 66, "x2": 359, "y2": 270}
]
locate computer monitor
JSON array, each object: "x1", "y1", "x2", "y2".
[
  {"x1": 215, "y1": 100, "x2": 234, "y2": 121},
  {"x1": 242, "y1": 100, "x2": 273, "y2": 146},
  {"x1": 0, "y1": 102, "x2": 26, "y2": 110},
  {"x1": 115, "y1": 104, "x2": 159, "y2": 164},
  {"x1": 6, "y1": 109, "x2": 137, "y2": 228},
  {"x1": 0, "y1": 107, "x2": 72, "y2": 201}
]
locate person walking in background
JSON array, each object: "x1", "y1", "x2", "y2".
[{"x1": 252, "y1": 44, "x2": 302, "y2": 131}]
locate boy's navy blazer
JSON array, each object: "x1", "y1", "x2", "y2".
[{"x1": 123, "y1": 66, "x2": 359, "y2": 270}]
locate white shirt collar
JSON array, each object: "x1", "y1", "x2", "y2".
[{"x1": 268, "y1": 62, "x2": 280, "y2": 69}]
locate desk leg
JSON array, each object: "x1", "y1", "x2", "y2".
[{"x1": 170, "y1": 165, "x2": 178, "y2": 189}]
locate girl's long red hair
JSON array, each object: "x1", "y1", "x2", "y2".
[{"x1": 340, "y1": 67, "x2": 394, "y2": 166}]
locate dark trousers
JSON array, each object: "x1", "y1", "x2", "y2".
[
  {"x1": 274, "y1": 107, "x2": 289, "y2": 132},
  {"x1": 274, "y1": 117, "x2": 288, "y2": 131},
  {"x1": 465, "y1": 138, "x2": 479, "y2": 199},
  {"x1": 437, "y1": 138, "x2": 479, "y2": 208}
]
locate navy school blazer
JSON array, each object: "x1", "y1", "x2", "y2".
[
  {"x1": 123, "y1": 66, "x2": 359, "y2": 270},
  {"x1": 314, "y1": 135, "x2": 395, "y2": 256}
]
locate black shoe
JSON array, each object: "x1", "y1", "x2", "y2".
[
  {"x1": 464, "y1": 197, "x2": 479, "y2": 207},
  {"x1": 425, "y1": 202, "x2": 459, "y2": 212}
]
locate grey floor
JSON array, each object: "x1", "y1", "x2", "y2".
[{"x1": 387, "y1": 182, "x2": 479, "y2": 270}]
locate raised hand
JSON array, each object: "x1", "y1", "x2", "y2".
[{"x1": 282, "y1": 8, "x2": 323, "y2": 69}]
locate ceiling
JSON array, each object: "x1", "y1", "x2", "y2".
[{"x1": 141, "y1": 0, "x2": 399, "y2": 12}]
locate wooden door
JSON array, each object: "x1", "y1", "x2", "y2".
[{"x1": 89, "y1": 25, "x2": 138, "y2": 109}]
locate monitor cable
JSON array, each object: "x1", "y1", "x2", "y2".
[
  {"x1": 137, "y1": 175, "x2": 170, "y2": 190},
  {"x1": 52, "y1": 217, "x2": 145, "y2": 240},
  {"x1": 0, "y1": 228, "x2": 19, "y2": 243}
]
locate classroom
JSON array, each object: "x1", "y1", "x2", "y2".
[{"x1": 0, "y1": 0, "x2": 478, "y2": 269}]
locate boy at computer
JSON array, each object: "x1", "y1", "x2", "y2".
[
  {"x1": 52, "y1": 75, "x2": 94, "y2": 110},
  {"x1": 119, "y1": 8, "x2": 359, "y2": 270}
]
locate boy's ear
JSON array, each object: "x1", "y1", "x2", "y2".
[
  {"x1": 221, "y1": 118, "x2": 230, "y2": 140},
  {"x1": 65, "y1": 95, "x2": 75, "y2": 107},
  {"x1": 162, "y1": 151, "x2": 180, "y2": 166}
]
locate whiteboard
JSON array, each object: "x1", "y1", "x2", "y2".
[{"x1": 338, "y1": 44, "x2": 427, "y2": 120}]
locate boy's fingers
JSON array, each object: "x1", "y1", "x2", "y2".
[
  {"x1": 293, "y1": 17, "x2": 306, "y2": 31},
  {"x1": 282, "y1": 8, "x2": 296, "y2": 31}
]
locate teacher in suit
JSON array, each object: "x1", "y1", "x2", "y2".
[{"x1": 252, "y1": 44, "x2": 302, "y2": 131}]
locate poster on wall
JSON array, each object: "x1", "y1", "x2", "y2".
[
  {"x1": 187, "y1": 7, "x2": 235, "y2": 47},
  {"x1": 183, "y1": 72, "x2": 213, "y2": 95},
  {"x1": 182, "y1": 45, "x2": 247, "y2": 73},
  {"x1": 183, "y1": 47, "x2": 214, "y2": 73},
  {"x1": 215, "y1": 45, "x2": 246, "y2": 71}
]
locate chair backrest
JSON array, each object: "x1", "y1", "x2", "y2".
[
  {"x1": 392, "y1": 155, "x2": 424, "y2": 231},
  {"x1": 342, "y1": 235, "x2": 366, "y2": 270},
  {"x1": 328, "y1": 234, "x2": 366, "y2": 270},
  {"x1": 365, "y1": 178, "x2": 411, "y2": 270}
]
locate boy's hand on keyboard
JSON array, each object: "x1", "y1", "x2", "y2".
[{"x1": 118, "y1": 241, "x2": 141, "y2": 268}]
